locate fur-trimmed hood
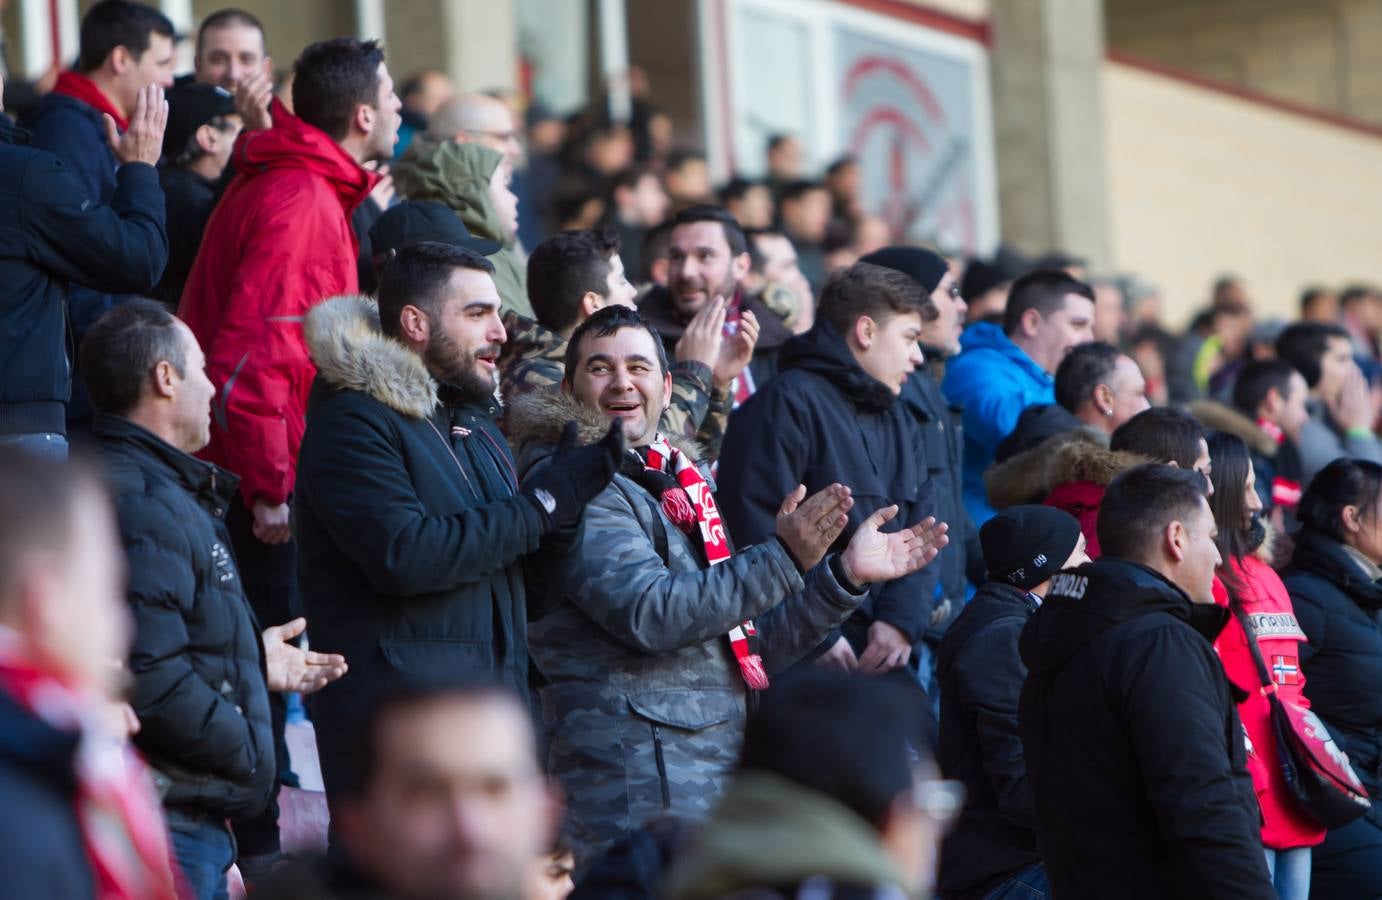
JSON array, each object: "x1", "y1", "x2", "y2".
[
  {"x1": 986, "y1": 427, "x2": 1149, "y2": 510},
  {"x1": 303, "y1": 295, "x2": 438, "y2": 419},
  {"x1": 506, "y1": 390, "x2": 706, "y2": 478},
  {"x1": 1190, "y1": 399, "x2": 1278, "y2": 457}
]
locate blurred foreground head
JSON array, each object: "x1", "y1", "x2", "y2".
[
  {"x1": 334, "y1": 676, "x2": 559, "y2": 900},
  {"x1": 0, "y1": 449, "x2": 130, "y2": 696}
]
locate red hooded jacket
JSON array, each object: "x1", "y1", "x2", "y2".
[
  {"x1": 178, "y1": 101, "x2": 377, "y2": 506},
  {"x1": 1212, "y1": 555, "x2": 1327, "y2": 850}
]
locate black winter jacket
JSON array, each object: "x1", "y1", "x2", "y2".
[
  {"x1": 94, "y1": 415, "x2": 275, "y2": 819},
  {"x1": 718, "y1": 320, "x2": 938, "y2": 645},
  {"x1": 1282, "y1": 528, "x2": 1382, "y2": 803},
  {"x1": 296, "y1": 297, "x2": 548, "y2": 799},
  {"x1": 149, "y1": 166, "x2": 217, "y2": 312},
  {"x1": 1018, "y1": 558, "x2": 1274, "y2": 900},
  {"x1": 902, "y1": 355, "x2": 983, "y2": 635},
  {"x1": 0, "y1": 113, "x2": 165, "y2": 434},
  {"x1": 0, "y1": 689, "x2": 96, "y2": 897},
  {"x1": 936, "y1": 581, "x2": 1039, "y2": 896}
]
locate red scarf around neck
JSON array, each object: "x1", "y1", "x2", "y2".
[
  {"x1": 639, "y1": 435, "x2": 769, "y2": 690},
  {"x1": 52, "y1": 71, "x2": 130, "y2": 131},
  {"x1": 0, "y1": 642, "x2": 176, "y2": 900}
]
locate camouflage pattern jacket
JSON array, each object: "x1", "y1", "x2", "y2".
[
  {"x1": 508, "y1": 392, "x2": 867, "y2": 859},
  {"x1": 499, "y1": 313, "x2": 733, "y2": 455}
]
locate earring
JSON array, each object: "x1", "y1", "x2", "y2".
[{"x1": 1104, "y1": 407, "x2": 1113, "y2": 416}]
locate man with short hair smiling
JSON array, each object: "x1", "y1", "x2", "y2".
[
  {"x1": 1019, "y1": 464, "x2": 1275, "y2": 899},
  {"x1": 641, "y1": 204, "x2": 792, "y2": 407},
  {"x1": 190, "y1": 8, "x2": 274, "y2": 132},
  {"x1": 502, "y1": 227, "x2": 729, "y2": 449},
  {"x1": 944, "y1": 269, "x2": 1095, "y2": 524},
  {"x1": 507, "y1": 304, "x2": 946, "y2": 859},
  {"x1": 296, "y1": 242, "x2": 623, "y2": 814},
  {"x1": 718, "y1": 263, "x2": 945, "y2": 689}
]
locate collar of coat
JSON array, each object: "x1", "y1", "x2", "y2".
[
  {"x1": 304, "y1": 295, "x2": 439, "y2": 419},
  {"x1": 985, "y1": 427, "x2": 1150, "y2": 511},
  {"x1": 506, "y1": 389, "x2": 705, "y2": 462},
  {"x1": 91, "y1": 414, "x2": 240, "y2": 512}
]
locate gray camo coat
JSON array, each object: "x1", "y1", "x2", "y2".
[{"x1": 508, "y1": 393, "x2": 867, "y2": 859}]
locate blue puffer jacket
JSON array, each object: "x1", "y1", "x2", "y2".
[{"x1": 942, "y1": 322, "x2": 1054, "y2": 526}]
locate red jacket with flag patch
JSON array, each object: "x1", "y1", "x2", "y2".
[
  {"x1": 177, "y1": 101, "x2": 377, "y2": 507},
  {"x1": 1213, "y1": 555, "x2": 1327, "y2": 849}
]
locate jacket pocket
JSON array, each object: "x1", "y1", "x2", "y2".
[
  {"x1": 623, "y1": 689, "x2": 741, "y2": 820},
  {"x1": 379, "y1": 638, "x2": 495, "y2": 676}
]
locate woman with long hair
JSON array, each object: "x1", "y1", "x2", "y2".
[
  {"x1": 1206, "y1": 431, "x2": 1324, "y2": 900},
  {"x1": 1280, "y1": 458, "x2": 1382, "y2": 899}
]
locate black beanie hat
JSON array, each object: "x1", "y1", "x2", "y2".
[
  {"x1": 980, "y1": 505, "x2": 1083, "y2": 590},
  {"x1": 860, "y1": 246, "x2": 949, "y2": 294}
]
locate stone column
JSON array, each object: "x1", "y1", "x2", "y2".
[{"x1": 988, "y1": 0, "x2": 1112, "y2": 269}]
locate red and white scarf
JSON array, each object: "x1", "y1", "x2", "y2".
[
  {"x1": 639, "y1": 435, "x2": 769, "y2": 690},
  {"x1": 0, "y1": 637, "x2": 178, "y2": 900}
]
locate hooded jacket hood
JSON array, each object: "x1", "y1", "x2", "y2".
[
  {"x1": 1190, "y1": 399, "x2": 1278, "y2": 457},
  {"x1": 232, "y1": 99, "x2": 377, "y2": 213},
  {"x1": 986, "y1": 428, "x2": 1148, "y2": 510},
  {"x1": 958, "y1": 321, "x2": 1051, "y2": 383},
  {"x1": 778, "y1": 319, "x2": 896, "y2": 414},
  {"x1": 1020, "y1": 557, "x2": 1228, "y2": 677},
  {"x1": 303, "y1": 295, "x2": 438, "y2": 419},
  {"x1": 393, "y1": 138, "x2": 507, "y2": 244},
  {"x1": 665, "y1": 770, "x2": 912, "y2": 900}
]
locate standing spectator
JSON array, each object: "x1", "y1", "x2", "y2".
[
  {"x1": 1090, "y1": 279, "x2": 1126, "y2": 344},
  {"x1": 824, "y1": 155, "x2": 862, "y2": 228},
  {"x1": 859, "y1": 246, "x2": 983, "y2": 652},
  {"x1": 1205, "y1": 432, "x2": 1324, "y2": 900},
  {"x1": 1341, "y1": 285, "x2": 1382, "y2": 361},
  {"x1": 258, "y1": 678, "x2": 561, "y2": 900},
  {"x1": 295, "y1": 243, "x2": 622, "y2": 809},
  {"x1": 394, "y1": 68, "x2": 453, "y2": 157},
  {"x1": 191, "y1": 8, "x2": 270, "y2": 92},
  {"x1": 25, "y1": 0, "x2": 174, "y2": 427},
  {"x1": 943, "y1": 269, "x2": 1095, "y2": 525},
  {"x1": 80, "y1": 300, "x2": 348, "y2": 897},
  {"x1": 425, "y1": 92, "x2": 523, "y2": 168},
  {"x1": 1276, "y1": 322, "x2": 1382, "y2": 483},
  {"x1": 1280, "y1": 459, "x2": 1382, "y2": 899},
  {"x1": 665, "y1": 670, "x2": 949, "y2": 900},
  {"x1": 938, "y1": 506, "x2": 1088, "y2": 900},
  {"x1": 663, "y1": 148, "x2": 713, "y2": 206},
  {"x1": 0, "y1": 449, "x2": 178, "y2": 900},
  {"x1": 959, "y1": 245, "x2": 1029, "y2": 326},
  {"x1": 641, "y1": 205, "x2": 787, "y2": 406},
  {"x1": 1019, "y1": 464, "x2": 1274, "y2": 899},
  {"x1": 995, "y1": 341, "x2": 1149, "y2": 462},
  {"x1": 744, "y1": 227, "x2": 814, "y2": 334},
  {"x1": 719, "y1": 177, "x2": 774, "y2": 230},
  {"x1": 508, "y1": 304, "x2": 944, "y2": 858},
  {"x1": 177, "y1": 38, "x2": 397, "y2": 852},
  {"x1": 0, "y1": 75, "x2": 167, "y2": 458},
  {"x1": 717, "y1": 264, "x2": 943, "y2": 696},
  {"x1": 1300, "y1": 286, "x2": 1340, "y2": 325},
  {"x1": 610, "y1": 167, "x2": 670, "y2": 282},
  {"x1": 505, "y1": 227, "x2": 738, "y2": 451},
  {"x1": 394, "y1": 140, "x2": 530, "y2": 319},
  {"x1": 1228, "y1": 359, "x2": 1309, "y2": 518},
  {"x1": 777, "y1": 180, "x2": 832, "y2": 293},
  {"x1": 148, "y1": 83, "x2": 240, "y2": 311},
  {"x1": 764, "y1": 133, "x2": 803, "y2": 199}
]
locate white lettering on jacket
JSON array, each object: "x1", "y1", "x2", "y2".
[{"x1": 1247, "y1": 611, "x2": 1307, "y2": 641}]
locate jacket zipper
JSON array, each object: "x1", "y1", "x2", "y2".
[{"x1": 651, "y1": 724, "x2": 671, "y2": 810}]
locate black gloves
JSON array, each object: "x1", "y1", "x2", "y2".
[{"x1": 522, "y1": 420, "x2": 626, "y2": 528}]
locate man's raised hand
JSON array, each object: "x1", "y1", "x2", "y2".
[
  {"x1": 775, "y1": 483, "x2": 852, "y2": 571},
  {"x1": 840, "y1": 509, "x2": 949, "y2": 586}
]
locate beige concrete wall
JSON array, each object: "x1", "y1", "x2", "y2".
[
  {"x1": 1107, "y1": 0, "x2": 1382, "y2": 128},
  {"x1": 1103, "y1": 60, "x2": 1382, "y2": 327}
]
